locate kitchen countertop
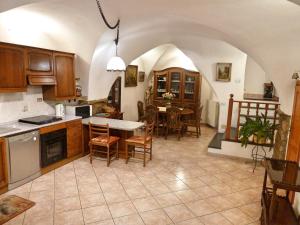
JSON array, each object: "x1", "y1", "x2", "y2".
[
  {"x1": 82, "y1": 117, "x2": 144, "y2": 131},
  {"x1": 0, "y1": 115, "x2": 82, "y2": 138}
]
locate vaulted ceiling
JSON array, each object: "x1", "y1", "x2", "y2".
[{"x1": 0, "y1": 0, "x2": 299, "y2": 111}]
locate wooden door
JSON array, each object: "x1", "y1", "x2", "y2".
[
  {"x1": 67, "y1": 119, "x2": 83, "y2": 158},
  {"x1": 54, "y1": 52, "x2": 75, "y2": 99},
  {"x1": 0, "y1": 138, "x2": 8, "y2": 189},
  {"x1": 287, "y1": 81, "x2": 300, "y2": 162},
  {"x1": 154, "y1": 70, "x2": 169, "y2": 100},
  {"x1": 0, "y1": 43, "x2": 26, "y2": 92}
]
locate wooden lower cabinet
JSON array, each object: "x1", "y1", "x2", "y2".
[
  {"x1": 0, "y1": 138, "x2": 8, "y2": 189},
  {"x1": 67, "y1": 119, "x2": 83, "y2": 158}
]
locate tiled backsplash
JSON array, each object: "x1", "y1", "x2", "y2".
[{"x1": 0, "y1": 86, "x2": 55, "y2": 124}]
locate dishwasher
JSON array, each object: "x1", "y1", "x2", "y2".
[{"x1": 6, "y1": 130, "x2": 41, "y2": 190}]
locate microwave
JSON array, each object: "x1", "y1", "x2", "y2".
[{"x1": 65, "y1": 105, "x2": 92, "y2": 119}]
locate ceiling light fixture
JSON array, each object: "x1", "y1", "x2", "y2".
[{"x1": 96, "y1": 0, "x2": 126, "y2": 72}]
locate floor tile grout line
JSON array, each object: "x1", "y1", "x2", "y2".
[
  {"x1": 72, "y1": 161, "x2": 86, "y2": 225},
  {"x1": 91, "y1": 161, "x2": 116, "y2": 225}
]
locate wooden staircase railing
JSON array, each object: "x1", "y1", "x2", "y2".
[{"x1": 225, "y1": 94, "x2": 280, "y2": 143}]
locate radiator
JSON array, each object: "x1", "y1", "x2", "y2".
[{"x1": 207, "y1": 100, "x2": 219, "y2": 128}]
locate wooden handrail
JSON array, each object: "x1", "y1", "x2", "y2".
[
  {"x1": 225, "y1": 94, "x2": 234, "y2": 140},
  {"x1": 225, "y1": 94, "x2": 280, "y2": 143}
]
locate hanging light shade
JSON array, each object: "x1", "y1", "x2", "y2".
[
  {"x1": 107, "y1": 56, "x2": 126, "y2": 72},
  {"x1": 96, "y1": 0, "x2": 126, "y2": 72}
]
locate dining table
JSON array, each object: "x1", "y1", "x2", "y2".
[
  {"x1": 82, "y1": 117, "x2": 144, "y2": 158},
  {"x1": 157, "y1": 106, "x2": 194, "y2": 115}
]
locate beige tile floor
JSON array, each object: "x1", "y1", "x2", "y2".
[{"x1": 2, "y1": 126, "x2": 264, "y2": 225}]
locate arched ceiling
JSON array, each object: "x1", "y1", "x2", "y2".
[{"x1": 1, "y1": 0, "x2": 300, "y2": 112}]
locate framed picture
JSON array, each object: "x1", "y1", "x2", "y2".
[
  {"x1": 139, "y1": 71, "x2": 145, "y2": 82},
  {"x1": 125, "y1": 65, "x2": 138, "y2": 87},
  {"x1": 216, "y1": 63, "x2": 232, "y2": 82}
]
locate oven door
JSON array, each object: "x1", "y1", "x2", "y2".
[{"x1": 40, "y1": 128, "x2": 67, "y2": 167}]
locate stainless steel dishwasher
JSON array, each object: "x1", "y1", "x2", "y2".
[{"x1": 6, "y1": 130, "x2": 41, "y2": 190}]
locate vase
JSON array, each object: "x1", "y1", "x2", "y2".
[{"x1": 166, "y1": 101, "x2": 172, "y2": 108}]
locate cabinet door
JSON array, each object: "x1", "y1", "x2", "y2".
[
  {"x1": 154, "y1": 71, "x2": 168, "y2": 100},
  {"x1": 54, "y1": 52, "x2": 75, "y2": 99},
  {"x1": 0, "y1": 138, "x2": 8, "y2": 189},
  {"x1": 67, "y1": 119, "x2": 83, "y2": 158},
  {"x1": 182, "y1": 72, "x2": 198, "y2": 102},
  {"x1": 0, "y1": 44, "x2": 26, "y2": 92},
  {"x1": 169, "y1": 70, "x2": 182, "y2": 101},
  {"x1": 26, "y1": 48, "x2": 53, "y2": 75}
]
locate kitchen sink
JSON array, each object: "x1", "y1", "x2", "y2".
[{"x1": 0, "y1": 126, "x2": 21, "y2": 135}]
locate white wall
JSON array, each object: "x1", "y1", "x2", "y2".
[
  {"x1": 121, "y1": 58, "x2": 146, "y2": 121},
  {"x1": 0, "y1": 87, "x2": 54, "y2": 123},
  {"x1": 244, "y1": 57, "x2": 269, "y2": 95}
]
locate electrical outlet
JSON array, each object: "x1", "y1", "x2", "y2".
[
  {"x1": 37, "y1": 97, "x2": 43, "y2": 102},
  {"x1": 23, "y1": 105, "x2": 28, "y2": 112}
]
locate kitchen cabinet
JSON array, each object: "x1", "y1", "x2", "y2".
[
  {"x1": 0, "y1": 43, "x2": 26, "y2": 92},
  {"x1": 153, "y1": 67, "x2": 201, "y2": 107},
  {"x1": 66, "y1": 119, "x2": 83, "y2": 158},
  {"x1": 0, "y1": 138, "x2": 8, "y2": 189},
  {"x1": 25, "y1": 48, "x2": 56, "y2": 85},
  {"x1": 43, "y1": 52, "x2": 76, "y2": 100}
]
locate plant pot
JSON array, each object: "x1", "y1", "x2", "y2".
[{"x1": 253, "y1": 135, "x2": 266, "y2": 145}]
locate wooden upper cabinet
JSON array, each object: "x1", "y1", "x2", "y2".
[
  {"x1": 182, "y1": 71, "x2": 201, "y2": 103},
  {"x1": 0, "y1": 43, "x2": 26, "y2": 92},
  {"x1": 154, "y1": 70, "x2": 169, "y2": 100},
  {"x1": 25, "y1": 48, "x2": 56, "y2": 85},
  {"x1": 43, "y1": 52, "x2": 76, "y2": 100},
  {"x1": 26, "y1": 48, "x2": 53, "y2": 75},
  {"x1": 0, "y1": 138, "x2": 8, "y2": 189}
]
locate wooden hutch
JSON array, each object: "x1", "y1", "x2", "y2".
[{"x1": 153, "y1": 67, "x2": 202, "y2": 108}]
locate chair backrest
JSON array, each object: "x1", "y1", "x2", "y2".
[
  {"x1": 137, "y1": 101, "x2": 144, "y2": 121},
  {"x1": 145, "y1": 104, "x2": 158, "y2": 123},
  {"x1": 144, "y1": 121, "x2": 155, "y2": 142},
  {"x1": 89, "y1": 123, "x2": 109, "y2": 139},
  {"x1": 166, "y1": 106, "x2": 181, "y2": 128},
  {"x1": 196, "y1": 105, "x2": 203, "y2": 123}
]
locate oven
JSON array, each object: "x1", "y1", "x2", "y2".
[{"x1": 40, "y1": 128, "x2": 67, "y2": 167}]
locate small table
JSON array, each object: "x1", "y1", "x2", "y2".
[
  {"x1": 82, "y1": 117, "x2": 144, "y2": 158},
  {"x1": 261, "y1": 158, "x2": 300, "y2": 225}
]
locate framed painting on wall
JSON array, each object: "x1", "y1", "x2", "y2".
[
  {"x1": 216, "y1": 63, "x2": 232, "y2": 82},
  {"x1": 125, "y1": 65, "x2": 138, "y2": 87},
  {"x1": 139, "y1": 71, "x2": 145, "y2": 82}
]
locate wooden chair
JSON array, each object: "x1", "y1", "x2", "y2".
[
  {"x1": 89, "y1": 123, "x2": 120, "y2": 166},
  {"x1": 125, "y1": 122, "x2": 155, "y2": 167},
  {"x1": 137, "y1": 101, "x2": 146, "y2": 122},
  {"x1": 165, "y1": 107, "x2": 183, "y2": 140},
  {"x1": 183, "y1": 105, "x2": 203, "y2": 137},
  {"x1": 145, "y1": 104, "x2": 161, "y2": 135}
]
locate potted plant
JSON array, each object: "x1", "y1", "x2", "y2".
[
  {"x1": 239, "y1": 113, "x2": 276, "y2": 147},
  {"x1": 162, "y1": 92, "x2": 175, "y2": 108}
]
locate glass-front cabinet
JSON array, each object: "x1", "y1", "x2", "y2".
[
  {"x1": 183, "y1": 72, "x2": 197, "y2": 102},
  {"x1": 154, "y1": 71, "x2": 168, "y2": 99},
  {"x1": 169, "y1": 71, "x2": 181, "y2": 101},
  {"x1": 153, "y1": 67, "x2": 201, "y2": 106}
]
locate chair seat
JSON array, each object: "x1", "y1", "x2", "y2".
[
  {"x1": 90, "y1": 135, "x2": 120, "y2": 145},
  {"x1": 126, "y1": 135, "x2": 151, "y2": 144}
]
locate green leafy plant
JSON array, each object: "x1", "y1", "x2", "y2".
[{"x1": 239, "y1": 113, "x2": 276, "y2": 147}]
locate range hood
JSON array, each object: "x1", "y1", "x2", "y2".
[{"x1": 27, "y1": 75, "x2": 56, "y2": 86}]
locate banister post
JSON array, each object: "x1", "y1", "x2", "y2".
[{"x1": 225, "y1": 94, "x2": 234, "y2": 140}]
